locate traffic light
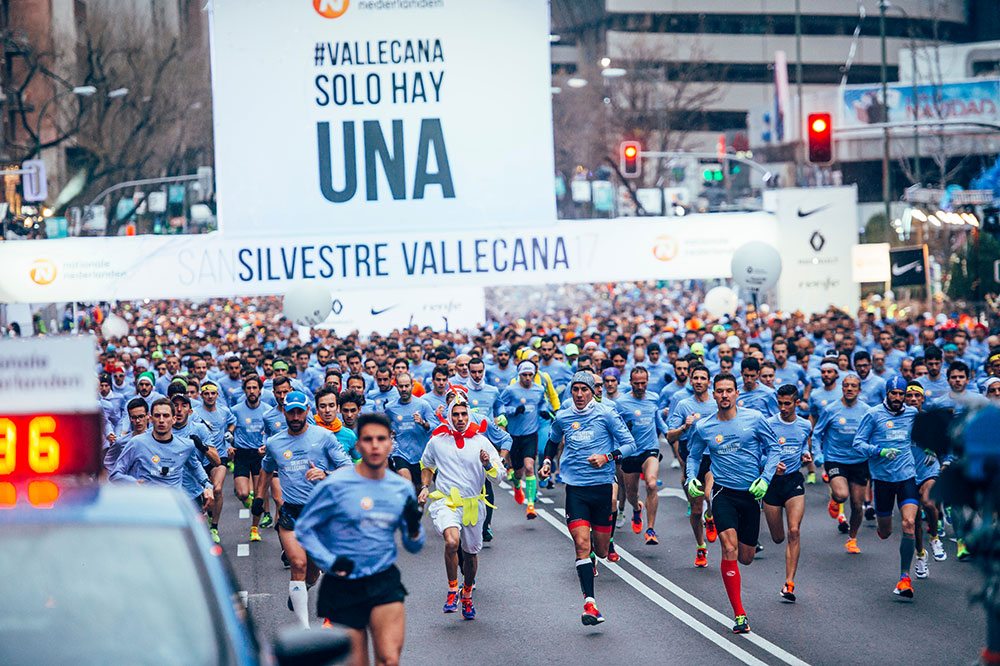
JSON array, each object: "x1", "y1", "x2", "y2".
[
  {"x1": 806, "y1": 113, "x2": 833, "y2": 165},
  {"x1": 620, "y1": 141, "x2": 641, "y2": 178},
  {"x1": 702, "y1": 164, "x2": 723, "y2": 184}
]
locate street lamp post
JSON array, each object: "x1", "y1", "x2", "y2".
[{"x1": 880, "y1": 0, "x2": 891, "y2": 224}]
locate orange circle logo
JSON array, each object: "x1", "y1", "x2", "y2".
[
  {"x1": 360, "y1": 496, "x2": 374, "y2": 510},
  {"x1": 283, "y1": 450, "x2": 293, "y2": 459},
  {"x1": 652, "y1": 236, "x2": 678, "y2": 262},
  {"x1": 571, "y1": 422, "x2": 580, "y2": 430},
  {"x1": 839, "y1": 417, "x2": 847, "y2": 424},
  {"x1": 778, "y1": 437, "x2": 786, "y2": 444},
  {"x1": 715, "y1": 434, "x2": 724, "y2": 443},
  {"x1": 886, "y1": 421, "x2": 894, "y2": 429},
  {"x1": 737, "y1": 400, "x2": 744, "y2": 406},
  {"x1": 151, "y1": 455, "x2": 160, "y2": 464},
  {"x1": 29, "y1": 259, "x2": 57, "y2": 285},
  {"x1": 313, "y1": 0, "x2": 348, "y2": 18}
]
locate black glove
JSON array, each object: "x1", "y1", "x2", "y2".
[
  {"x1": 625, "y1": 421, "x2": 634, "y2": 431},
  {"x1": 541, "y1": 411, "x2": 553, "y2": 421},
  {"x1": 190, "y1": 434, "x2": 208, "y2": 453},
  {"x1": 403, "y1": 496, "x2": 423, "y2": 534},
  {"x1": 513, "y1": 405, "x2": 526, "y2": 416},
  {"x1": 330, "y1": 555, "x2": 355, "y2": 576}
]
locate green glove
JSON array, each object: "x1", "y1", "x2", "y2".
[
  {"x1": 880, "y1": 447, "x2": 901, "y2": 460},
  {"x1": 749, "y1": 478, "x2": 768, "y2": 500},
  {"x1": 495, "y1": 415, "x2": 508, "y2": 428},
  {"x1": 686, "y1": 478, "x2": 704, "y2": 498}
]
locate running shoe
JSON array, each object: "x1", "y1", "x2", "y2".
[
  {"x1": 281, "y1": 549, "x2": 290, "y2": 569},
  {"x1": 931, "y1": 537, "x2": 947, "y2": 561},
  {"x1": 893, "y1": 574, "x2": 914, "y2": 598},
  {"x1": 227, "y1": 460, "x2": 235, "y2": 473},
  {"x1": 513, "y1": 484, "x2": 524, "y2": 505},
  {"x1": 864, "y1": 504, "x2": 876, "y2": 521},
  {"x1": 526, "y1": 504, "x2": 537, "y2": 520},
  {"x1": 321, "y1": 618, "x2": 334, "y2": 629},
  {"x1": 937, "y1": 519, "x2": 946, "y2": 536},
  {"x1": 461, "y1": 596, "x2": 476, "y2": 620},
  {"x1": 957, "y1": 540, "x2": 971, "y2": 561},
  {"x1": 249, "y1": 526, "x2": 261, "y2": 542},
  {"x1": 806, "y1": 472, "x2": 816, "y2": 485},
  {"x1": 732, "y1": 614, "x2": 750, "y2": 634},
  {"x1": 242, "y1": 491, "x2": 254, "y2": 510},
  {"x1": 616, "y1": 511, "x2": 626, "y2": 529},
  {"x1": 821, "y1": 472, "x2": 830, "y2": 483},
  {"x1": 838, "y1": 515, "x2": 850, "y2": 534},
  {"x1": 645, "y1": 528, "x2": 659, "y2": 545},
  {"x1": 443, "y1": 590, "x2": 459, "y2": 613},
  {"x1": 607, "y1": 543, "x2": 620, "y2": 563},
  {"x1": 483, "y1": 526, "x2": 494, "y2": 543},
  {"x1": 506, "y1": 468, "x2": 515, "y2": 482},
  {"x1": 695, "y1": 546, "x2": 708, "y2": 568},
  {"x1": 705, "y1": 517, "x2": 718, "y2": 543},
  {"x1": 781, "y1": 582, "x2": 796, "y2": 603},
  {"x1": 914, "y1": 552, "x2": 929, "y2": 579},
  {"x1": 845, "y1": 538, "x2": 861, "y2": 554},
  {"x1": 827, "y1": 499, "x2": 840, "y2": 520},
  {"x1": 210, "y1": 528, "x2": 221, "y2": 544},
  {"x1": 260, "y1": 512, "x2": 273, "y2": 529},
  {"x1": 205, "y1": 513, "x2": 213, "y2": 528},
  {"x1": 581, "y1": 601, "x2": 605, "y2": 625},
  {"x1": 670, "y1": 459, "x2": 680, "y2": 469},
  {"x1": 755, "y1": 542, "x2": 763, "y2": 553},
  {"x1": 631, "y1": 502, "x2": 643, "y2": 534}
]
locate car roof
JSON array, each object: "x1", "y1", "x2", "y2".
[{"x1": 0, "y1": 482, "x2": 192, "y2": 527}]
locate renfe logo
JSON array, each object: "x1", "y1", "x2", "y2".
[
  {"x1": 314, "y1": 0, "x2": 348, "y2": 18},
  {"x1": 29, "y1": 259, "x2": 57, "y2": 285}
]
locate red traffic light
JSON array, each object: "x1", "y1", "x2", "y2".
[
  {"x1": 620, "y1": 141, "x2": 641, "y2": 178},
  {"x1": 807, "y1": 113, "x2": 833, "y2": 165}
]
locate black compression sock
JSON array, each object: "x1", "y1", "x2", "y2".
[{"x1": 576, "y1": 558, "x2": 595, "y2": 598}]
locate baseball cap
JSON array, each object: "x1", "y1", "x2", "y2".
[
  {"x1": 284, "y1": 391, "x2": 309, "y2": 411},
  {"x1": 564, "y1": 343, "x2": 580, "y2": 356},
  {"x1": 690, "y1": 342, "x2": 706, "y2": 356},
  {"x1": 273, "y1": 360, "x2": 290, "y2": 371},
  {"x1": 170, "y1": 393, "x2": 191, "y2": 406}
]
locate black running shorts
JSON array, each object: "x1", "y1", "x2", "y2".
[
  {"x1": 711, "y1": 485, "x2": 761, "y2": 547},
  {"x1": 318, "y1": 565, "x2": 408, "y2": 631},
  {"x1": 824, "y1": 460, "x2": 870, "y2": 486},
  {"x1": 232, "y1": 448, "x2": 262, "y2": 479},
  {"x1": 508, "y1": 433, "x2": 538, "y2": 470},
  {"x1": 873, "y1": 477, "x2": 919, "y2": 517},
  {"x1": 389, "y1": 456, "x2": 421, "y2": 481},
  {"x1": 565, "y1": 483, "x2": 614, "y2": 533},
  {"x1": 621, "y1": 449, "x2": 661, "y2": 474},
  {"x1": 762, "y1": 471, "x2": 805, "y2": 507},
  {"x1": 277, "y1": 502, "x2": 304, "y2": 531}
]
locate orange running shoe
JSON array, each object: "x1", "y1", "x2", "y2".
[
  {"x1": 827, "y1": 499, "x2": 840, "y2": 520},
  {"x1": 581, "y1": 600, "x2": 605, "y2": 625},
  {"x1": 846, "y1": 538, "x2": 861, "y2": 554},
  {"x1": 513, "y1": 484, "x2": 524, "y2": 505},
  {"x1": 631, "y1": 501, "x2": 643, "y2": 533},
  {"x1": 322, "y1": 618, "x2": 335, "y2": 629},
  {"x1": 893, "y1": 574, "x2": 914, "y2": 599},
  {"x1": 526, "y1": 504, "x2": 537, "y2": 520},
  {"x1": 607, "y1": 543, "x2": 621, "y2": 562},
  {"x1": 781, "y1": 581, "x2": 796, "y2": 602},
  {"x1": 705, "y1": 517, "x2": 718, "y2": 543},
  {"x1": 695, "y1": 546, "x2": 708, "y2": 568}
]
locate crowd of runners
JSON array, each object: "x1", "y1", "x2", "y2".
[{"x1": 78, "y1": 293, "x2": 1000, "y2": 665}]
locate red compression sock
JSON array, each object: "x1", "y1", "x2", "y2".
[{"x1": 721, "y1": 559, "x2": 745, "y2": 616}]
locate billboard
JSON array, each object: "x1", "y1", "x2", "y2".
[
  {"x1": 209, "y1": 0, "x2": 555, "y2": 237},
  {"x1": 840, "y1": 78, "x2": 1000, "y2": 129}
]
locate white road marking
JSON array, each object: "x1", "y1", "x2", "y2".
[
  {"x1": 499, "y1": 481, "x2": 511, "y2": 489},
  {"x1": 239, "y1": 509, "x2": 250, "y2": 519},
  {"x1": 239, "y1": 590, "x2": 248, "y2": 607},
  {"x1": 539, "y1": 497, "x2": 553, "y2": 504},
  {"x1": 658, "y1": 487, "x2": 687, "y2": 499},
  {"x1": 237, "y1": 543, "x2": 249, "y2": 557},
  {"x1": 614, "y1": 546, "x2": 810, "y2": 666},
  {"x1": 536, "y1": 507, "x2": 768, "y2": 666}
]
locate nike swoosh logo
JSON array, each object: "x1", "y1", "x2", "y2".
[
  {"x1": 891, "y1": 260, "x2": 923, "y2": 276},
  {"x1": 797, "y1": 204, "x2": 832, "y2": 217},
  {"x1": 370, "y1": 306, "x2": 396, "y2": 316}
]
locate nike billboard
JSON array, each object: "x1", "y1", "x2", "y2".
[{"x1": 889, "y1": 246, "x2": 928, "y2": 288}]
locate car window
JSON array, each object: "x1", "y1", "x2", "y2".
[{"x1": 0, "y1": 525, "x2": 228, "y2": 666}]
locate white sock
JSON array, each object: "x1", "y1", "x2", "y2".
[{"x1": 289, "y1": 581, "x2": 309, "y2": 628}]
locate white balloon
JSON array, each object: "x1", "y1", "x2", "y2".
[
  {"x1": 703, "y1": 286, "x2": 738, "y2": 319},
  {"x1": 283, "y1": 283, "x2": 333, "y2": 327},
  {"x1": 101, "y1": 314, "x2": 129, "y2": 339},
  {"x1": 731, "y1": 241, "x2": 782, "y2": 293}
]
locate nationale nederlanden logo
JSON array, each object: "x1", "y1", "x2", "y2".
[
  {"x1": 652, "y1": 236, "x2": 678, "y2": 262},
  {"x1": 314, "y1": 0, "x2": 348, "y2": 18},
  {"x1": 29, "y1": 259, "x2": 57, "y2": 285}
]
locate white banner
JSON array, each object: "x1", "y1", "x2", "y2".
[
  {"x1": 765, "y1": 186, "x2": 860, "y2": 314},
  {"x1": 321, "y1": 285, "x2": 484, "y2": 333},
  {"x1": 209, "y1": 0, "x2": 555, "y2": 236},
  {"x1": 0, "y1": 337, "x2": 98, "y2": 414},
  {"x1": 0, "y1": 214, "x2": 777, "y2": 303}
]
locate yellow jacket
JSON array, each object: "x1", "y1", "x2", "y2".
[{"x1": 509, "y1": 371, "x2": 560, "y2": 411}]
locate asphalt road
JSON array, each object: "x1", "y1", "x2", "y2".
[{"x1": 219, "y1": 461, "x2": 985, "y2": 666}]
